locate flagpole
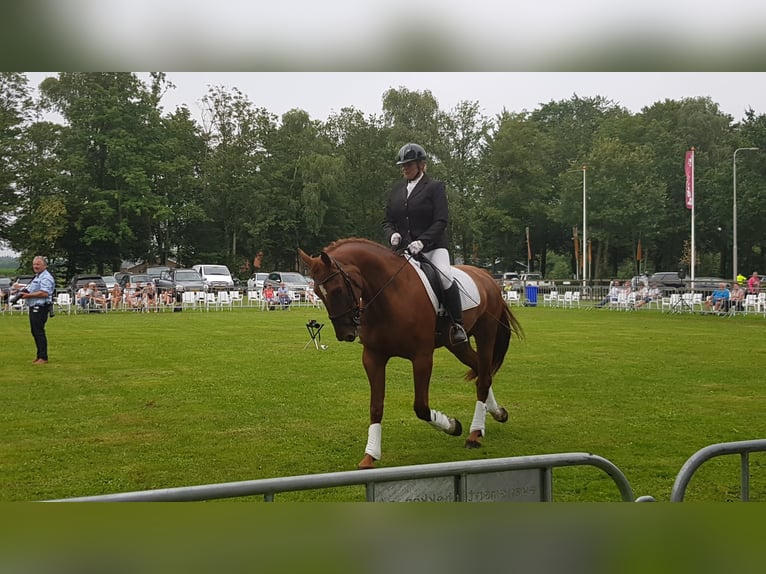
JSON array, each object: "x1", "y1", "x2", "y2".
[
  {"x1": 690, "y1": 148, "x2": 695, "y2": 286},
  {"x1": 581, "y1": 165, "x2": 587, "y2": 289}
]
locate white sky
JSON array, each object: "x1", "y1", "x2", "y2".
[{"x1": 145, "y1": 72, "x2": 766, "y2": 123}]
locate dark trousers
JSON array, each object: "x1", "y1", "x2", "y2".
[{"x1": 29, "y1": 304, "x2": 50, "y2": 360}]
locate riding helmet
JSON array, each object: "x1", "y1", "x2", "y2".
[{"x1": 396, "y1": 143, "x2": 428, "y2": 165}]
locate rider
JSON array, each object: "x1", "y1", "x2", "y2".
[{"x1": 384, "y1": 143, "x2": 468, "y2": 345}]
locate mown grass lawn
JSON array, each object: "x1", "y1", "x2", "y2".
[{"x1": 1, "y1": 304, "x2": 765, "y2": 501}]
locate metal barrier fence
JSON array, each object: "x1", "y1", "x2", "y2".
[
  {"x1": 49, "y1": 452, "x2": 635, "y2": 502},
  {"x1": 670, "y1": 439, "x2": 766, "y2": 502}
]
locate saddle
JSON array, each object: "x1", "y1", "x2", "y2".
[{"x1": 414, "y1": 255, "x2": 448, "y2": 314}]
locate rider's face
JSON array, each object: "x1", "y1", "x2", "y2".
[{"x1": 401, "y1": 160, "x2": 421, "y2": 180}]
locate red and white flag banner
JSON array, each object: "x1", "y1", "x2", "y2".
[{"x1": 685, "y1": 149, "x2": 695, "y2": 210}]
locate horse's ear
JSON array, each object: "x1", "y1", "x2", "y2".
[
  {"x1": 298, "y1": 248, "x2": 313, "y2": 267},
  {"x1": 320, "y1": 251, "x2": 332, "y2": 267}
]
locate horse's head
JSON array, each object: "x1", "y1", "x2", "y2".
[{"x1": 299, "y1": 248, "x2": 363, "y2": 342}]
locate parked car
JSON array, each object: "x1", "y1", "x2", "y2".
[
  {"x1": 648, "y1": 271, "x2": 686, "y2": 292},
  {"x1": 192, "y1": 264, "x2": 235, "y2": 292},
  {"x1": 117, "y1": 273, "x2": 153, "y2": 289},
  {"x1": 513, "y1": 273, "x2": 553, "y2": 290},
  {"x1": 502, "y1": 272, "x2": 520, "y2": 289},
  {"x1": 155, "y1": 268, "x2": 205, "y2": 294},
  {"x1": 0, "y1": 276, "x2": 12, "y2": 302},
  {"x1": 69, "y1": 275, "x2": 108, "y2": 296},
  {"x1": 688, "y1": 277, "x2": 728, "y2": 291},
  {"x1": 263, "y1": 271, "x2": 311, "y2": 299},
  {"x1": 247, "y1": 272, "x2": 269, "y2": 292},
  {"x1": 146, "y1": 266, "x2": 171, "y2": 283},
  {"x1": 102, "y1": 275, "x2": 118, "y2": 291}
]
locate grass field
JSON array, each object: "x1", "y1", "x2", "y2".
[{"x1": 1, "y1": 303, "x2": 765, "y2": 502}]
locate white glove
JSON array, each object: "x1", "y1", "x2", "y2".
[
  {"x1": 407, "y1": 240, "x2": 424, "y2": 255},
  {"x1": 390, "y1": 233, "x2": 401, "y2": 247}
]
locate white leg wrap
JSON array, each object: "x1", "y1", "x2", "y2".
[
  {"x1": 428, "y1": 409, "x2": 452, "y2": 432},
  {"x1": 364, "y1": 423, "x2": 382, "y2": 460},
  {"x1": 485, "y1": 387, "x2": 499, "y2": 415},
  {"x1": 470, "y1": 401, "x2": 487, "y2": 435}
]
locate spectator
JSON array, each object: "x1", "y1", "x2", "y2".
[
  {"x1": 596, "y1": 279, "x2": 622, "y2": 308},
  {"x1": 109, "y1": 283, "x2": 122, "y2": 310},
  {"x1": 635, "y1": 283, "x2": 660, "y2": 309},
  {"x1": 160, "y1": 287, "x2": 175, "y2": 307},
  {"x1": 262, "y1": 284, "x2": 277, "y2": 310},
  {"x1": 747, "y1": 271, "x2": 760, "y2": 295},
  {"x1": 705, "y1": 282, "x2": 730, "y2": 313},
  {"x1": 124, "y1": 281, "x2": 140, "y2": 309},
  {"x1": 729, "y1": 282, "x2": 745, "y2": 312},
  {"x1": 89, "y1": 282, "x2": 107, "y2": 310},
  {"x1": 76, "y1": 284, "x2": 91, "y2": 310},
  {"x1": 142, "y1": 281, "x2": 157, "y2": 312},
  {"x1": 277, "y1": 284, "x2": 291, "y2": 310}
]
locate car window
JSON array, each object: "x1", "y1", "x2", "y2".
[
  {"x1": 203, "y1": 265, "x2": 230, "y2": 275},
  {"x1": 175, "y1": 270, "x2": 200, "y2": 280},
  {"x1": 281, "y1": 273, "x2": 309, "y2": 284}
]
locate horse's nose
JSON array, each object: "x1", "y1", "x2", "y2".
[{"x1": 343, "y1": 333, "x2": 356, "y2": 342}]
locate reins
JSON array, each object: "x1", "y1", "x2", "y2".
[{"x1": 316, "y1": 251, "x2": 412, "y2": 323}]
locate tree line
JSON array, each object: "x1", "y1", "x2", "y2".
[{"x1": 1, "y1": 72, "x2": 765, "y2": 282}]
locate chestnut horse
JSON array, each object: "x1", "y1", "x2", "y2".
[{"x1": 299, "y1": 238, "x2": 523, "y2": 469}]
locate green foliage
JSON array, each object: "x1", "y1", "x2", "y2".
[
  {"x1": 2, "y1": 306, "x2": 765, "y2": 502},
  {"x1": 3, "y1": 74, "x2": 766, "y2": 284}
]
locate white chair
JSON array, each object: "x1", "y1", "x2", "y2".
[
  {"x1": 543, "y1": 291, "x2": 558, "y2": 307},
  {"x1": 660, "y1": 296, "x2": 673, "y2": 313},
  {"x1": 217, "y1": 290, "x2": 233, "y2": 310},
  {"x1": 742, "y1": 294, "x2": 759, "y2": 314},
  {"x1": 247, "y1": 290, "x2": 261, "y2": 308},
  {"x1": 569, "y1": 291, "x2": 581, "y2": 308},
  {"x1": 690, "y1": 292, "x2": 704, "y2": 312},
  {"x1": 204, "y1": 292, "x2": 218, "y2": 311},
  {"x1": 229, "y1": 290, "x2": 244, "y2": 307},
  {"x1": 181, "y1": 291, "x2": 196, "y2": 310},
  {"x1": 505, "y1": 290, "x2": 521, "y2": 306},
  {"x1": 55, "y1": 292, "x2": 72, "y2": 314},
  {"x1": 558, "y1": 291, "x2": 573, "y2": 308}
]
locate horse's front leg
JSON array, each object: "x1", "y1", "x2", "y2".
[
  {"x1": 412, "y1": 354, "x2": 463, "y2": 438},
  {"x1": 358, "y1": 348, "x2": 388, "y2": 470}
]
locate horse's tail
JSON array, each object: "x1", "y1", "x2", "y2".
[{"x1": 465, "y1": 303, "x2": 524, "y2": 381}]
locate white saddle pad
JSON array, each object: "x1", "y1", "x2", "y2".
[{"x1": 405, "y1": 255, "x2": 480, "y2": 313}]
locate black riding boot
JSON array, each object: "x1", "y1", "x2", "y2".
[{"x1": 444, "y1": 282, "x2": 468, "y2": 345}]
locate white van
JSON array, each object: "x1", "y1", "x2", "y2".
[{"x1": 192, "y1": 264, "x2": 235, "y2": 292}]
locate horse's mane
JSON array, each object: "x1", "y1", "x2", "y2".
[{"x1": 325, "y1": 237, "x2": 389, "y2": 254}]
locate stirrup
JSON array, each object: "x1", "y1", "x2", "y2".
[{"x1": 450, "y1": 323, "x2": 468, "y2": 345}]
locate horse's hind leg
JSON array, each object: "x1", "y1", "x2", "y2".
[{"x1": 450, "y1": 325, "x2": 505, "y2": 449}]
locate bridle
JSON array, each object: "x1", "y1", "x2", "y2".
[
  {"x1": 315, "y1": 256, "x2": 363, "y2": 326},
  {"x1": 315, "y1": 253, "x2": 411, "y2": 326}
]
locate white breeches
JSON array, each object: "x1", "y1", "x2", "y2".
[{"x1": 422, "y1": 248, "x2": 453, "y2": 289}]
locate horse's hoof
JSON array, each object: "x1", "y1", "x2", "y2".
[
  {"x1": 464, "y1": 439, "x2": 482, "y2": 449},
  {"x1": 357, "y1": 454, "x2": 376, "y2": 470},
  {"x1": 491, "y1": 407, "x2": 509, "y2": 423},
  {"x1": 447, "y1": 418, "x2": 463, "y2": 437}
]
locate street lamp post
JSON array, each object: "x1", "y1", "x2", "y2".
[
  {"x1": 581, "y1": 165, "x2": 587, "y2": 287},
  {"x1": 733, "y1": 147, "x2": 758, "y2": 281}
]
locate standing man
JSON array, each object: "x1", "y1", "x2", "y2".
[
  {"x1": 19, "y1": 256, "x2": 55, "y2": 364},
  {"x1": 384, "y1": 143, "x2": 467, "y2": 345}
]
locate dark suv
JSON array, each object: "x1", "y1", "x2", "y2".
[
  {"x1": 155, "y1": 268, "x2": 204, "y2": 294},
  {"x1": 647, "y1": 272, "x2": 685, "y2": 292}
]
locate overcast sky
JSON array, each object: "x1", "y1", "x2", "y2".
[
  {"x1": 152, "y1": 72, "x2": 766, "y2": 123},
  {"x1": 24, "y1": 72, "x2": 766, "y2": 125}
]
